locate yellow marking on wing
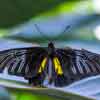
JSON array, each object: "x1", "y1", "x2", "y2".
[
  {"x1": 38, "y1": 57, "x2": 47, "y2": 73},
  {"x1": 53, "y1": 57, "x2": 63, "y2": 75}
]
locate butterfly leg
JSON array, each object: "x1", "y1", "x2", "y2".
[
  {"x1": 25, "y1": 74, "x2": 45, "y2": 87},
  {"x1": 28, "y1": 78, "x2": 32, "y2": 84},
  {"x1": 24, "y1": 77, "x2": 33, "y2": 84}
]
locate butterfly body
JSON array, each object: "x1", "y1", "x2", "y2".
[
  {"x1": 48, "y1": 42, "x2": 55, "y2": 56},
  {"x1": 0, "y1": 42, "x2": 100, "y2": 87}
]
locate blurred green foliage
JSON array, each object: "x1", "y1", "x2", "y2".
[
  {"x1": 0, "y1": 0, "x2": 83, "y2": 28},
  {"x1": 0, "y1": 0, "x2": 99, "y2": 43}
]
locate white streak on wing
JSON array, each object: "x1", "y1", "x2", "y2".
[
  {"x1": 10, "y1": 59, "x2": 20, "y2": 73},
  {"x1": 0, "y1": 54, "x2": 11, "y2": 64},
  {"x1": 17, "y1": 56, "x2": 25, "y2": 73},
  {"x1": 25, "y1": 64, "x2": 29, "y2": 74},
  {"x1": 0, "y1": 56, "x2": 12, "y2": 69},
  {"x1": 86, "y1": 60, "x2": 97, "y2": 72},
  {"x1": 89, "y1": 59, "x2": 100, "y2": 72},
  {"x1": 80, "y1": 59, "x2": 91, "y2": 73},
  {"x1": 94, "y1": 61, "x2": 100, "y2": 71},
  {"x1": 0, "y1": 55, "x2": 8, "y2": 63},
  {"x1": 85, "y1": 61, "x2": 93, "y2": 72},
  {"x1": 6, "y1": 58, "x2": 14, "y2": 68},
  {"x1": 71, "y1": 62, "x2": 77, "y2": 74},
  {"x1": 76, "y1": 56, "x2": 84, "y2": 74},
  {"x1": 75, "y1": 51, "x2": 82, "y2": 56},
  {"x1": 17, "y1": 60, "x2": 24, "y2": 73}
]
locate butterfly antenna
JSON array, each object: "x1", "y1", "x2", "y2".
[
  {"x1": 34, "y1": 23, "x2": 50, "y2": 41},
  {"x1": 60, "y1": 25, "x2": 70, "y2": 34}
]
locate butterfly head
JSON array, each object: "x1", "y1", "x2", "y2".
[
  {"x1": 48, "y1": 42, "x2": 55, "y2": 56},
  {"x1": 48, "y1": 42, "x2": 54, "y2": 48}
]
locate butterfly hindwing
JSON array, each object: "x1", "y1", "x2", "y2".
[
  {"x1": 28, "y1": 57, "x2": 48, "y2": 86},
  {"x1": 53, "y1": 48, "x2": 74, "y2": 87}
]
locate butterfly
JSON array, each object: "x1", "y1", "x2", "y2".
[{"x1": 0, "y1": 41, "x2": 100, "y2": 87}]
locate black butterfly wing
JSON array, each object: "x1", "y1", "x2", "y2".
[
  {"x1": 54, "y1": 48, "x2": 100, "y2": 87},
  {"x1": 0, "y1": 47, "x2": 47, "y2": 78},
  {"x1": 72, "y1": 49, "x2": 100, "y2": 75}
]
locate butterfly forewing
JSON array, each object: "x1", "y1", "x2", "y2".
[
  {"x1": 74, "y1": 49, "x2": 100, "y2": 74},
  {"x1": 55, "y1": 48, "x2": 100, "y2": 86},
  {"x1": 0, "y1": 47, "x2": 47, "y2": 77}
]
